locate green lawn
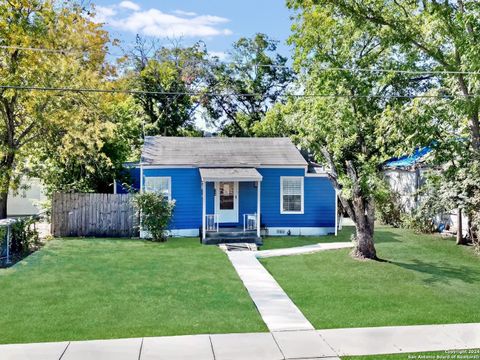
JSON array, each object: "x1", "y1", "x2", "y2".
[
  {"x1": 261, "y1": 231, "x2": 349, "y2": 250},
  {"x1": 261, "y1": 226, "x2": 480, "y2": 329},
  {"x1": 0, "y1": 237, "x2": 266, "y2": 344},
  {"x1": 342, "y1": 349, "x2": 480, "y2": 359}
]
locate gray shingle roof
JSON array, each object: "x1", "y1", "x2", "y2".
[
  {"x1": 141, "y1": 136, "x2": 307, "y2": 167},
  {"x1": 199, "y1": 168, "x2": 262, "y2": 181}
]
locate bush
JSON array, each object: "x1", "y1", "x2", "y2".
[
  {"x1": 401, "y1": 211, "x2": 436, "y2": 234},
  {"x1": 376, "y1": 190, "x2": 406, "y2": 228},
  {"x1": 134, "y1": 192, "x2": 175, "y2": 242},
  {"x1": 1, "y1": 218, "x2": 40, "y2": 266},
  {"x1": 11, "y1": 218, "x2": 41, "y2": 253}
]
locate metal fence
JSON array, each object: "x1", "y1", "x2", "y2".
[{"x1": 0, "y1": 218, "x2": 18, "y2": 265}]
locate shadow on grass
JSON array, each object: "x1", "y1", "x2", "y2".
[
  {"x1": 373, "y1": 229, "x2": 402, "y2": 244},
  {"x1": 389, "y1": 259, "x2": 480, "y2": 285}
]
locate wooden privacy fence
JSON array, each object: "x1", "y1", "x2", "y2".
[{"x1": 52, "y1": 193, "x2": 138, "y2": 237}]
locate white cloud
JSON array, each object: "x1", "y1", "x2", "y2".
[
  {"x1": 210, "y1": 51, "x2": 229, "y2": 61},
  {"x1": 173, "y1": 10, "x2": 198, "y2": 17},
  {"x1": 94, "y1": 3, "x2": 232, "y2": 39},
  {"x1": 119, "y1": 1, "x2": 140, "y2": 11},
  {"x1": 94, "y1": 6, "x2": 117, "y2": 24}
]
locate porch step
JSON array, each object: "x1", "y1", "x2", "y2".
[
  {"x1": 206, "y1": 231, "x2": 257, "y2": 239},
  {"x1": 203, "y1": 236, "x2": 263, "y2": 246}
]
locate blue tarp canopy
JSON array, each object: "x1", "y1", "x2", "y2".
[{"x1": 384, "y1": 147, "x2": 432, "y2": 168}]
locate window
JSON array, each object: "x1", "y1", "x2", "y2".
[
  {"x1": 219, "y1": 182, "x2": 235, "y2": 210},
  {"x1": 144, "y1": 177, "x2": 171, "y2": 199},
  {"x1": 280, "y1": 177, "x2": 304, "y2": 214}
]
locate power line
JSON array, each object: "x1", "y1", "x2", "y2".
[
  {"x1": 315, "y1": 67, "x2": 480, "y2": 76},
  {"x1": 2, "y1": 44, "x2": 480, "y2": 76},
  {"x1": 0, "y1": 45, "x2": 76, "y2": 54},
  {"x1": 0, "y1": 84, "x2": 476, "y2": 99}
]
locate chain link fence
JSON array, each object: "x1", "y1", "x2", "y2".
[{"x1": 0, "y1": 215, "x2": 43, "y2": 267}]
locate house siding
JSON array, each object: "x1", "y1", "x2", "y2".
[
  {"x1": 143, "y1": 168, "x2": 202, "y2": 230},
  {"x1": 133, "y1": 166, "x2": 336, "y2": 233},
  {"x1": 258, "y1": 168, "x2": 335, "y2": 228}
]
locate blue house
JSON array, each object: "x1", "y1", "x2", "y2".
[{"x1": 118, "y1": 136, "x2": 338, "y2": 244}]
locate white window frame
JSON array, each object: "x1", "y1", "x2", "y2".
[
  {"x1": 144, "y1": 176, "x2": 172, "y2": 200},
  {"x1": 280, "y1": 176, "x2": 304, "y2": 214}
]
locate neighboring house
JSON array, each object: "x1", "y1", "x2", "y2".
[
  {"x1": 7, "y1": 177, "x2": 47, "y2": 217},
  {"x1": 383, "y1": 147, "x2": 432, "y2": 212},
  {"x1": 117, "y1": 136, "x2": 338, "y2": 244},
  {"x1": 383, "y1": 147, "x2": 468, "y2": 236}
]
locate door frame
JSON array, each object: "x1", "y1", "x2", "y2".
[{"x1": 214, "y1": 181, "x2": 239, "y2": 223}]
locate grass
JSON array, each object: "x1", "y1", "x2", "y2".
[
  {"x1": 261, "y1": 231, "x2": 350, "y2": 250},
  {"x1": 261, "y1": 226, "x2": 480, "y2": 329},
  {"x1": 0, "y1": 237, "x2": 266, "y2": 344},
  {"x1": 342, "y1": 349, "x2": 480, "y2": 359}
]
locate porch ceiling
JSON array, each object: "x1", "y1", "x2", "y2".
[{"x1": 199, "y1": 168, "x2": 262, "y2": 182}]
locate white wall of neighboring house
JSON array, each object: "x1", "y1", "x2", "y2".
[
  {"x1": 383, "y1": 168, "x2": 468, "y2": 236},
  {"x1": 383, "y1": 168, "x2": 421, "y2": 212},
  {"x1": 7, "y1": 178, "x2": 47, "y2": 217}
]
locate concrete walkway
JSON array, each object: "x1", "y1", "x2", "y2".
[
  {"x1": 227, "y1": 251, "x2": 315, "y2": 332},
  {"x1": 227, "y1": 242, "x2": 353, "y2": 332},
  {"x1": 256, "y1": 242, "x2": 353, "y2": 259},
  {"x1": 1, "y1": 323, "x2": 479, "y2": 359}
]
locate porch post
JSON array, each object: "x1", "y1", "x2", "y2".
[
  {"x1": 140, "y1": 163, "x2": 144, "y2": 193},
  {"x1": 257, "y1": 181, "x2": 261, "y2": 238},
  {"x1": 335, "y1": 189, "x2": 338, "y2": 236},
  {"x1": 202, "y1": 181, "x2": 206, "y2": 241}
]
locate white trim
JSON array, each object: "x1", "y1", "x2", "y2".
[
  {"x1": 144, "y1": 176, "x2": 172, "y2": 200},
  {"x1": 257, "y1": 181, "x2": 261, "y2": 238},
  {"x1": 258, "y1": 165, "x2": 308, "y2": 169},
  {"x1": 202, "y1": 181, "x2": 206, "y2": 240},
  {"x1": 140, "y1": 229, "x2": 199, "y2": 238},
  {"x1": 139, "y1": 164, "x2": 307, "y2": 169},
  {"x1": 280, "y1": 176, "x2": 304, "y2": 214},
  {"x1": 140, "y1": 164, "x2": 144, "y2": 193},
  {"x1": 335, "y1": 189, "x2": 338, "y2": 236},
  {"x1": 141, "y1": 165, "x2": 196, "y2": 169},
  {"x1": 201, "y1": 177, "x2": 262, "y2": 182},
  {"x1": 267, "y1": 227, "x2": 336, "y2": 236}
]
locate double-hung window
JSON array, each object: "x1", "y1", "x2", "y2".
[
  {"x1": 280, "y1": 177, "x2": 304, "y2": 214},
  {"x1": 144, "y1": 177, "x2": 171, "y2": 200}
]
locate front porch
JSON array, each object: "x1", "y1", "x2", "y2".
[
  {"x1": 200, "y1": 168, "x2": 262, "y2": 245},
  {"x1": 203, "y1": 227, "x2": 263, "y2": 245}
]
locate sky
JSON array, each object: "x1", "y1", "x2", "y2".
[{"x1": 93, "y1": 0, "x2": 294, "y2": 59}]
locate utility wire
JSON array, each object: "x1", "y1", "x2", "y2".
[
  {"x1": 2, "y1": 44, "x2": 480, "y2": 76},
  {"x1": 0, "y1": 85, "x2": 476, "y2": 99}
]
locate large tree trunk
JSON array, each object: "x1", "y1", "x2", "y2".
[
  {"x1": 456, "y1": 208, "x2": 467, "y2": 245},
  {"x1": 0, "y1": 192, "x2": 7, "y2": 220},
  {"x1": 351, "y1": 196, "x2": 377, "y2": 259},
  {"x1": 0, "y1": 153, "x2": 15, "y2": 220}
]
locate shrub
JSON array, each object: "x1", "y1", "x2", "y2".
[
  {"x1": 134, "y1": 192, "x2": 175, "y2": 242},
  {"x1": 1, "y1": 218, "x2": 40, "y2": 266},
  {"x1": 401, "y1": 211, "x2": 436, "y2": 234},
  {"x1": 376, "y1": 190, "x2": 406, "y2": 228}
]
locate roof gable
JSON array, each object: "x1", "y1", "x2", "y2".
[{"x1": 141, "y1": 136, "x2": 308, "y2": 167}]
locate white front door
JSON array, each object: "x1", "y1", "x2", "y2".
[{"x1": 215, "y1": 181, "x2": 239, "y2": 223}]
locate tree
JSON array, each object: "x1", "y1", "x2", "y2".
[
  {"x1": 205, "y1": 33, "x2": 293, "y2": 136},
  {"x1": 304, "y1": 0, "x2": 480, "y2": 244},
  {"x1": 0, "y1": 0, "x2": 112, "y2": 218},
  {"x1": 261, "y1": 1, "x2": 426, "y2": 259},
  {"x1": 33, "y1": 93, "x2": 142, "y2": 195},
  {"x1": 128, "y1": 38, "x2": 209, "y2": 136}
]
